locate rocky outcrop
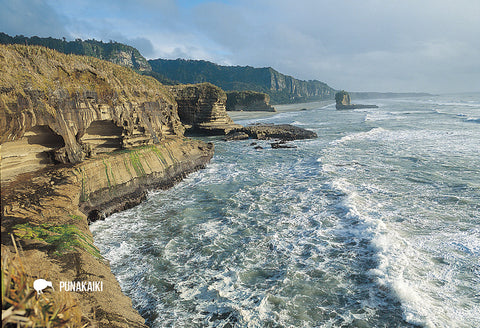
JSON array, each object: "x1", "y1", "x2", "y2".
[
  {"x1": 2, "y1": 138, "x2": 213, "y2": 328},
  {"x1": 225, "y1": 124, "x2": 317, "y2": 141},
  {"x1": 1, "y1": 44, "x2": 183, "y2": 182},
  {"x1": 169, "y1": 83, "x2": 242, "y2": 135},
  {"x1": 1, "y1": 45, "x2": 215, "y2": 327},
  {"x1": 226, "y1": 91, "x2": 276, "y2": 111},
  {"x1": 335, "y1": 90, "x2": 378, "y2": 110},
  {"x1": 78, "y1": 138, "x2": 214, "y2": 221}
]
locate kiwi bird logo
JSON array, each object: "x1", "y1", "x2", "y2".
[{"x1": 33, "y1": 279, "x2": 54, "y2": 295}]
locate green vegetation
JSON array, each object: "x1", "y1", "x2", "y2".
[
  {"x1": 129, "y1": 151, "x2": 146, "y2": 176},
  {"x1": 0, "y1": 33, "x2": 338, "y2": 104},
  {"x1": 13, "y1": 222, "x2": 102, "y2": 258},
  {"x1": 148, "y1": 59, "x2": 336, "y2": 104},
  {"x1": 0, "y1": 32, "x2": 150, "y2": 71},
  {"x1": 335, "y1": 90, "x2": 349, "y2": 103}
]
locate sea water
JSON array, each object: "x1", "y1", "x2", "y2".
[{"x1": 91, "y1": 93, "x2": 480, "y2": 328}]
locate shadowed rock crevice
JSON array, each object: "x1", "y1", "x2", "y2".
[
  {"x1": 80, "y1": 120, "x2": 124, "y2": 154},
  {"x1": 1, "y1": 125, "x2": 65, "y2": 182}
]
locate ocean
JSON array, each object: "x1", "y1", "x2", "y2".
[{"x1": 91, "y1": 93, "x2": 480, "y2": 328}]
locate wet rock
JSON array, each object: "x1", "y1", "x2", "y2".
[
  {"x1": 241, "y1": 124, "x2": 317, "y2": 140},
  {"x1": 223, "y1": 131, "x2": 249, "y2": 141},
  {"x1": 270, "y1": 140, "x2": 297, "y2": 149}
]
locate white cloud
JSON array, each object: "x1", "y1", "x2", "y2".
[{"x1": 2, "y1": 0, "x2": 479, "y2": 92}]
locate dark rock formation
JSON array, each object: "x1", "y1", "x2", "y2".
[
  {"x1": 335, "y1": 90, "x2": 378, "y2": 110},
  {"x1": 223, "y1": 131, "x2": 250, "y2": 141},
  {"x1": 225, "y1": 124, "x2": 317, "y2": 141},
  {"x1": 270, "y1": 140, "x2": 297, "y2": 149},
  {"x1": 226, "y1": 91, "x2": 276, "y2": 112},
  {"x1": 169, "y1": 83, "x2": 242, "y2": 135}
]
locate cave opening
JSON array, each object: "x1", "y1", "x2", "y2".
[{"x1": 81, "y1": 120, "x2": 124, "y2": 154}]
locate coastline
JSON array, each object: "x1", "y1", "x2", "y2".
[
  {"x1": 227, "y1": 100, "x2": 334, "y2": 122},
  {"x1": 1, "y1": 138, "x2": 214, "y2": 327}
]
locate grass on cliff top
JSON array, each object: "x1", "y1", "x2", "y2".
[
  {"x1": 1, "y1": 243, "x2": 85, "y2": 327},
  {"x1": 0, "y1": 44, "x2": 176, "y2": 111}
]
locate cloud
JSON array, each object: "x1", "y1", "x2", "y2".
[
  {"x1": 0, "y1": 0, "x2": 70, "y2": 38},
  {"x1": 1, "y1": 0, "x2": 479, "y2": 92},
  {"x1": 187, "y1": 0, "x2": 480, "y2": 92}
]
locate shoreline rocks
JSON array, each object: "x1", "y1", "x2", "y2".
[
  {"x1": 225, "y1": 124, "x2": 317, "y2": 141},
  {"x1": 0, "y1": 44, "x2": 215, "y2": 327},
  {"x1": 1, "y1": 138, "x2": 214, "y2": 327}
]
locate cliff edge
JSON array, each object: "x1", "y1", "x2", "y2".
[{"x1": 1, "y1": 45, "x2": 214, "y2": 327}]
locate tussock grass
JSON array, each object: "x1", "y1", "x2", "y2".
[{"x1": 1, "y1": 238, "x2": 84, "y2": 327}]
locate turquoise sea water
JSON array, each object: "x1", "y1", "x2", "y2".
[{"x1": 91, "y1": 94, "x2": 480, "y2": 327}]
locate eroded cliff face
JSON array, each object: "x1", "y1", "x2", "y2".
[
  {"x1": 1, "y1": 45, "x2": 215, "y2": 327},
  {"x1": 0, "y1": 44, "x2": 183, "y2": 182},
  {"x1": 269, "y1": 68, "x2": 334, "y2": 100},
  {"x1": 169, "y1": 83, "x2": 242, "y2": 135},
  {"x1": 334, "y1": 90, "x2": 378, "y2": 110},
  {"x1": 2, "y1": 138, "x2": 213, "y2": 327}
]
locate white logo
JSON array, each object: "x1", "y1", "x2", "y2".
[
  {"x1": 33, "y1": 279, "x2": 54, "y2": 295},
  {"x1": 60, "y1": 281, "x2": 103, "y2": 292}
]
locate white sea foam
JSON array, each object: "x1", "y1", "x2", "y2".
[
  {"x1": 333, "y1": 127, "x2": 388, "y2": 144},
  {"x1": 90, "y1": 93, "x2": 480, "y2": 327}
]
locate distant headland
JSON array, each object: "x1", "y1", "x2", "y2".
[{"x1": 0, "y1": 33, "x2": 432, "y2": 106}]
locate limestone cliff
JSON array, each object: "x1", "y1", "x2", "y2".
[
  {"x1": 0, "y1": 44, "x2": 184, "y2": 182},
  {"x1": 1, "y1": 45, "x2": 215, "y2": 327},
  {"x1": 226, "y1": 91, "x2": 276, "y2": 112},
  {"x1": 2, "y1": 139, "x2": 213, "y2": 327},
  {"x1": 169, "y1": 83, "x2": 242, "y2": 135},
  {"x1": 148, "y1": 58, "x2": 336, "y2": 104}
]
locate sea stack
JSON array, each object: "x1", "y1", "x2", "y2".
[{"x1": 335, "y1": 90, "x2": 378, "y2": 110}]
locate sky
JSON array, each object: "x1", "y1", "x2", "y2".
[{"x1": 1, "y1": 0, "x2": 479, "y2": 93}]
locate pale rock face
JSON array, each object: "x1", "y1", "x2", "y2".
[
  {"x1": 109, "y1": 50, "x2": 151, "y2": 72},
  {"x1": 169, "y1": 83, "x2": 242, "y2": 135},
  {"x1": 1, "y1": 44, "x2": 215, "y2": 328},
  {"x1": 0, "y1": 44, "x2": 183, "y2": 182},
  {"x1": 339, "y1": 93, "x2": 351, "y2": 106}
]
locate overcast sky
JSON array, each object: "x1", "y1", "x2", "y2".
[{"x1": 1, "y1": 0, "x2": 479, "y2": 93}]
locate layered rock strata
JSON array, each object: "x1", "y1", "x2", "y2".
[
  {"x1": 1, "y1": 44, "x2": 183, "y2": 182},
  {"x1": 1, "y1": 45, "x2": 215, "y2": 327},
  {"x1": 169, "y1": 83, "x2": 242, "y2": 135},
  {"x1": 226, "y1": 91, "x2": 276, "y2": 112},
  {"x1": 2, "y1": 139, "x2": 213, "y2": 327}
]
